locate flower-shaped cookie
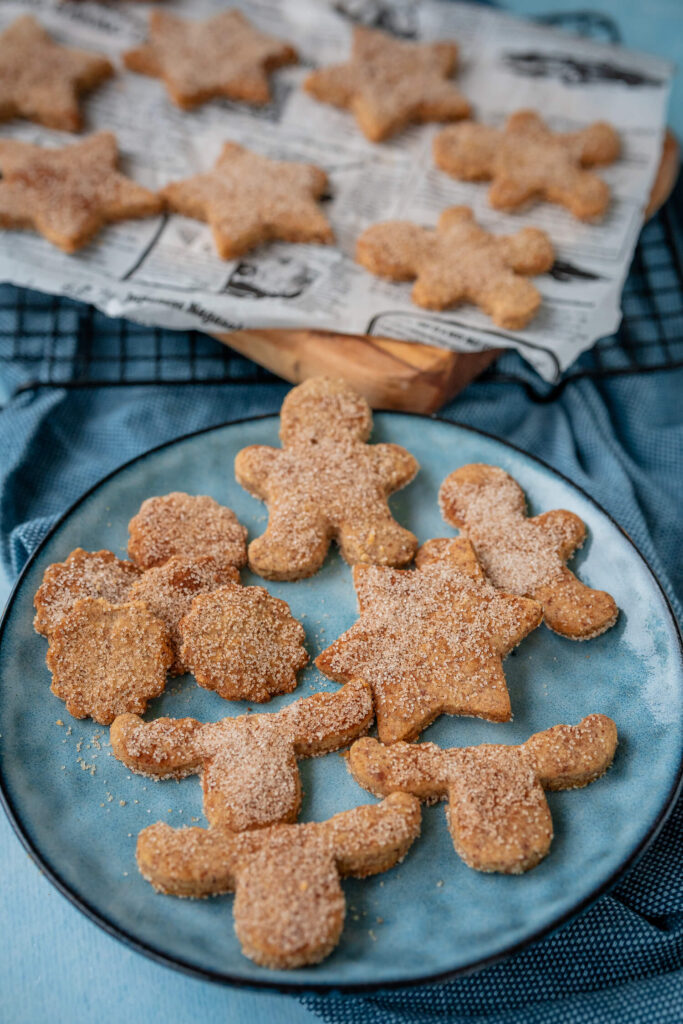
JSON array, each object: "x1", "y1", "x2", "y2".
[
  {"x1": 128, "y1": 492, "x2": 247, "y2": 570},
  {"x1": 34, "y1": 548, "x2": 140, "y2": 637}
]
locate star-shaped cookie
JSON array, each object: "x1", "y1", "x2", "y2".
[
  {"x1": 0, "y1": 15, "x2": 113, "y2": 132},
  {"x1": 356, "y1": 206, "x2": 554, "y2": 329},
  {"x1": 434, "y1": 110, "x2": 620, "y2": 221},
  {"x1": 316, "y1": 537, "x2": 542, "y2": 743},
  {"x1": 0, "y1": 133, "x2": 162, "y2": 253},
  {"x1": 304, "y1": 26, "x2": 470, "y2": 142},
  {"x1": 124, "y1": 9, "x2": 297, "y2": 109},
  {"x1": 161, "y1": 143, "x2": 333, "y2": 259}
]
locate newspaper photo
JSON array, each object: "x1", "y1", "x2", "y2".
[{"x1": 0, "y1": 0, "x2": 673, "y2": 381}]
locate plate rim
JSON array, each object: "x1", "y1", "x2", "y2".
[{"x1": 1, "y1": 411, "x2": 681, "y2": 994}]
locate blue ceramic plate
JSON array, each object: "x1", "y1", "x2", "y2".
[{"x1": 1, "y1": 415, "x2": 681, "y2": 991}]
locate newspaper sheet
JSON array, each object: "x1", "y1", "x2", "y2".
[{"x1": 0, "y1": 0, "x2": 673, "y2": 381}]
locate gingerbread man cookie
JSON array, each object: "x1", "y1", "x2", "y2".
[
  {"x1": 128, "y1": 557, "x2": 240, "y2": 676},
  {"x1": 0, "y1": 15, "x2": 113, "y2": 132},
  {"x1": 0, "y1": 133, "x2": 161, "y2": 253},
  {"x1": 304, "y1": 26, "x2": 470, "y2": 142},
  {"x1": 34, "y1": 548, "x2": 140, "y2": 638},
  {"x1": 124, "y1": 9, "x2": 297, "y2": 109},
  {"x1": 316, "y1": 537, "x2": 542, "y2": 744},
  {"x1": 179, "y1": 582, "x2": 308, "y2": 701},
  {"x1": 46, "y1": 598, "x2": 173, "y2": 725},
  {"x1": 110, "y1": 679, "x2": 373, "y2": 831},
  {"x1": 128, "y1": 492, "x2": 247, "y2": 570},
  {"x1": 161, "y1": 143, "x2": 333, "y2": 260},
  {"x1": 136, "y1": 793, "x2": 420, "y2": 968},
  {"x1": 235, "y1": 377, "x2": 418, "y2": 580},
  {"x1": 434, "y1": 110, "x2": 620, "y2": 221},
  {"x1": 350, "y1": 714, "x2": 617, "y2": 874},
  {"x1": 439, "y1": 464, "x2": 618, "y2": 639},
  {"x1": 356, "y1": 206, "x2": 554, "y2": 329}
]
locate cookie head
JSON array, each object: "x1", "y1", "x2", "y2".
[{"x1": 279, "y1": 376, "x2": 373, "y2": 447}]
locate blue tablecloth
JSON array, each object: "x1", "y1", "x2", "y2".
[{"x1": 1, "y1": 3, "x2": 682, "y2": 1023}]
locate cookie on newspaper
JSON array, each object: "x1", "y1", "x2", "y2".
[
  {"x1": 304, "y1": 26, "x2": 470, "y2": 142},
  {"x1": 179, "y1": 583, "x2": 308, "y2": 701},
  {"x1": 356, "y1": 206, "x2": 554, "y2": 329},
  {"x1": 161, "y1": 143, "x2": 333, "y2": 259},
  {"x1": 439, "y1": 464, "x2": 618, "y2": 639},
  {"x1": 316, "y1": 537, "x2": 542, "y2": 744},
  {"x1": 127, "y1": 492, "x2": 247, "y2": 570},
  {"x1": 434, "y1": 110, "x2": 620, "y2": 221},
  {"x1": 110, "y1": 678, "x2": 373, "y2": 830},
  {"x1": 128, "y1": 557, "x2": 240, "y2": 675},
  {"x1": 136, "y1": 793, "x2": 420, "y2": 968},
  {"x1": 46, "y1": 598, "x2": 173, "y2": 725},
  {"x1": 349, "y1": 714, "x2": 617, "y2": 873},
  {"x1": 124, "y1": 9, "x2": 297, "y2": 109},
  {"x1": 235, "y1": 377, "x2": 418, "y2": 580},
  {"x1": 0, "y1": 134, "x2": 161, "y2": 253},
  {"x1": 34, "y1": 548, "x2": 141, "y2": 638},
  {"x1": 0, "y1": 15, "x2": 113, "y2": 132}
]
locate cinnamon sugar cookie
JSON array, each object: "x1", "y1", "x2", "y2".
[
  {"x1": 161, "y1": 143, "x2": 333, "y2": 260},
  {"x1": 350, "y1": 714, "x2": 617, "y2": 873},
  {"x1": 356, "y1": 206, "x2": 554, "y2": 328},
  {"x1": 110, "y1": 678, "x2": 373, "y2": 830},
  {"x1": 434, "y1": 110, "x2": 620, "y2": 221},
  {"x1": 316, "y1": 537, "x2": 542, "y2": 744},
  {"x1": 0, "y1": 133, "x2": 161, "y2": 253},
  {"x1": 127, "y1": 492, "x2": 247, "y2": 570},
  {"x1": 304, "y1": 26, "x2": 470, "y2": 142},
  {"x1": 124, "y1": 9, "x2": 297, "y2": 109},
  {"x1": 235, "y1": 377, "x2": 418, "y2": 580},
  {"x1": 46, "y1": 598, "x2": 172, "y2": 725},
  {"x1": 128, "y1": 557, "x2": 240, "y2": 675},
  {"x1": 136, "y1": 793, "x2": 420, "y2": 968},
  {"x1": 179, "y1": 583, "x2": 308, "y2": 702},
  {"x1": 33, "y1": 548, "x2": 140, "y2": 638},
  {"x1": 439, "y1": 464, "x2": 618, "y2": 639},
  {"x1": 0, "y1": 15, "x2": 113, "y2": 132}
]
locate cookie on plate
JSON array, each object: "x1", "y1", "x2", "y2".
[
  {"x1": 128, "y1": 492, "x2": 247, "y2": 571},
  {"x1": 34, "y1": 548, "x2": 140, "y2": 637}
]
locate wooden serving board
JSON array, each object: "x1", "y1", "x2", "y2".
[{"x1": 213, "y1": 132, "x2": 679, "y2": 413}]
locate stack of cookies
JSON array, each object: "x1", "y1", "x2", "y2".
[
  {"x1": 0, "y1": 9, "x2": 622, "y2": 330},
  {"x1": 33, "y1": 376, "x2": 619, "y2": 970}
]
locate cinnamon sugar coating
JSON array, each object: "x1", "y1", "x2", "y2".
[
  {"x1": 161, "y1": 143, "x2": 333, "y2": 260},
  {"x1": 124, "y1": 9, "x2": 297, "y2": 109},
  {"x1": 136, "y1": 792, "x2": 421, "y2": 968},
  {"x1": 356, "y1": 206, "x2": 554, "y2": 329},
  {"x1": 434, "y1": 110, "x2": 620, "y2": 221},
  {"x1": 0, "y1": 133, "x2": 162, "y2": 253},
  {"x1": 439, "y1": 464, "x2": 618, "y2": 639},
  {"x1": 129, "y1": 557, "x2": 240, "y2": 675},
  {"x1": 304, "y1": 25, "x2": 470, "y2": 142},
  {"x1": 33, "y1": 548, "x2": 140, "y2": 637},
  {"x1": 350, "y1": 713, "x2": 617, "y2": 873},
  {"x1": 127, "y1": 492, "x2": 247, "y2": 570},
  {"x1": 110, "y1": 678, "x2": 373, "y2": 831},
  {"x1": 46, "y1": 598, "x2": 173, "y2": 725},
  {"x1": 235, "y1": 377, "x2": 418, "y2": 581},
  {"x1": 0, "y1": 15, "x2": 113, "y2": 132},
  {"x1": 316, "y1": 537, "x2": 542, "y2": 744},
  {"x1": 179, "y1": 583, "x2": 308, "y2": 702}
]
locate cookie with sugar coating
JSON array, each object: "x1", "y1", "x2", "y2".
[
  {"x1": 34, "y1": 548, "x2": 140, "y2": 637},
  {"x1": 127, "y1": 492, "x2": 247, "y2": 571}
]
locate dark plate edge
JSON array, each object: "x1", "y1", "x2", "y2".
[{"x1": 0, "y1": 411, "x2": 681, "y2": 995}]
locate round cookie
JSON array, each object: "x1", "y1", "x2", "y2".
[
  {"x1": 179, "y1": 583, "x2": 308, "y2": 702},
  {"x1": 46, "y1": 598, "x2": 173, "y2": 725},
  {"x1": 34, "y1": 547, "x2": 141, "y2": 637},
  {"x1": 128, "y1": 492, "x2": 247, "y2": 570}
]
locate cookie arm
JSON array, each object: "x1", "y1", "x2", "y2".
[
  {"x1": 356, "y1": 222, "x2": 432, "y2": 280},
  {"x1": 234, "y1": 445, "x2": 280, "y2": 499},
  {"x1": 281, "y1": 679, "x2": 374, "y2": 757},
  {"x1": 326, "y1": 793, "x2": 421, "y2": 878},
  {"x1": 524, "y1": 714, "x2": 617, "y2": 790},
  {"x1": 370, "y1": 443, "x2": 419, "y2": 493},
  {"x1": 532, "y1": 509, "x2": 586, "y2": 559},
  {"x1": 348, "y1": 736, "x2": 452, "y2": 801},
  {"x1": 415, "y1": 537, "x2": 486, "y2": 581},
  {"x1": 110, "y1": 714, "x2": 203, "y2": 778},
  {"x1": 136, "y1": 823, "x2": 240, "y2": 896},
  {"x1": 495, "y1": 228, "x2": 555, "y2": 275},
  {"x1": 533, "y1": 568, "x2": 618, "y2": 640}
]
